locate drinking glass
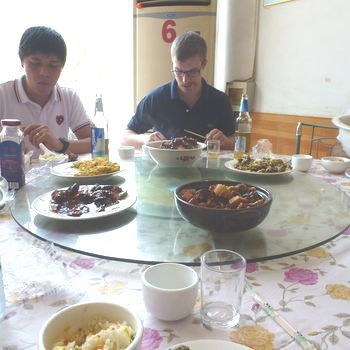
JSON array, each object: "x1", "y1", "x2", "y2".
[
  {"x1": 207, "y1": 140, "x2": 220, "y2": 157},
  {"x1": 200, "y1": 249, "x2": 246, "y2": 328}
]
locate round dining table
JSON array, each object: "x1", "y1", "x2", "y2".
[{"x1": 0, "y1": 150, "x2": 350, "y2": 349}]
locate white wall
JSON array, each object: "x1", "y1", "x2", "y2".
[{"x1": 254, "y1": 0, "x2": 350, "y2": 117}]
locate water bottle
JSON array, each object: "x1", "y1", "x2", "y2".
[
  {"x1": 91, "y1": 94, "x2": 109, "y2": 160},
  {"x1": 0, "y1": 119, "x2": 25, "y2": 190},
  {"x1": 0, "y1": 257, "x2": 5, "y2": 320},
  {"x1": 234, "y1": 94, "x2": 252, "y2": 158}
]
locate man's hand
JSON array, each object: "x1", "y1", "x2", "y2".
[
  {"x1": 205, "y1": 128, "x2": 234, "y2": 150},
  {"x1": 148, "y1": 131, "x2": 167, "y2": 142},
  {"x1": 23, "y1": 124, "x2": 62, "y2": 151}
]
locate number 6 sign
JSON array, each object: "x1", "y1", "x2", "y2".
[{"x1": 162, "y1": 20, "x2": 176, "y2": 43}]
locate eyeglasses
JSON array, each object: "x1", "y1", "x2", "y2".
[{"x1": 171, "y1": 68, "x2": 201, "y2": 78}]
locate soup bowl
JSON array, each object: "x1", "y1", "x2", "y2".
[{"x1": 144, "y1": 140, "x2": 206, "y2": 167}]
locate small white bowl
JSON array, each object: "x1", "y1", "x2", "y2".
[
  {"x1": 321, "y1": 156, "x2": 350, "y2": 174},
  {"x1": 39, "y1": 153, "x2": 68, "y2": 167},
  {"x1": 118, "y1": 146, "x2": 135, "y2": 159},
  {"x1": 38, "y1": 301, "x2": 143, "y2": 350},
  {"x1": 291, "y1": 154, "x2": 313, "y2": 172},
  {"x1": 142, "y1": 263, "x2": 199, "y2": 321},
  {"x1": 144, "y1": 141, "x2": 206, "y2": 167}
]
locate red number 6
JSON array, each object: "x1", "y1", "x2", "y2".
[{"x1": 162, "y1": 20, "x2": 176, "y2": 43}]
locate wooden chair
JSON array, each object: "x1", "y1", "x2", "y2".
[{"x1": 295, "y1": 122, "x2": 342, "y2": 158}]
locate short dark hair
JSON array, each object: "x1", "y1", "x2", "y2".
[
  {"x1": 171, "y1": 31, "x2": 207, "y2": 62},
  {"x1": 18, "y1": 26, "x2": 67, "y2": 65}
]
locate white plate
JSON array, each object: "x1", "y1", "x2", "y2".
[
  {"x1": 31, "y1": 186, "x2": 136, "y2": 220},
  {"x1": 225, "y1": 159, "x2": 292, "y2": 176},
  {"x1": 167, "y1": 339, "x2": 252, "y2": 350},
  {"x1": 51, "y1": 161, "x2": 122, "y2": 180}
]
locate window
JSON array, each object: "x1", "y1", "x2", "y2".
[{"x1": 0, "y1": 0, "x2": 134, "y2": 148}]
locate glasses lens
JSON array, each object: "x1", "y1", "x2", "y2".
[{"x1": 172, "y1": 69, "x2": 200, "y2": 78}]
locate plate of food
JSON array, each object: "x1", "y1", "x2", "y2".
[
  {"x1": 31, "y1": 183, "x2": 136, "y2": 220},
  {"x1": 51, "y1": 158, "x2": 122, "y2": 179},
  {"x1": 225, "y1": 155, "x2": 292, "y2": 176},
  {"x1": 167, "y1": 339, "x2": 252, "y2": 350}
]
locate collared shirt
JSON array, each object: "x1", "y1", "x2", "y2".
[
  {"x1": 127, "y1": 79, "x2": 235, "y2": 140},
  {"x1": 0, "y1": 77, "x2": 91, "y2": 157}
]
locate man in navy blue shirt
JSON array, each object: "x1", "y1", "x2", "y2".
[{"x1": 122, "y1": 31, "x2": 235, "y2": 149}]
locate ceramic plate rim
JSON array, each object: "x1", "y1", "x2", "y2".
[
  {"x1": 225, "y1": 159, "x2": 292, "y2": 176},
  {"x1": 31, "y1": 186, "x2": 136, "y2": 220},
  {"x1": 50, "y1": 161, "x2": 123, "y2": 179},
  {"x1": 167, "y1": 339, "x2": 253, "y2": 350}
]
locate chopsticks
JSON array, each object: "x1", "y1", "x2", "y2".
[
  {"x1": 184, "y1": 129, "x2": 206, "y2": 140},
  {"x1": 245, "y1": 281, "x2": 317, "y2": 350}
]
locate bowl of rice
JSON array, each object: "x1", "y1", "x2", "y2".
[{"x1": 38, "y1": 301, "x2": 143, "y2": 350}]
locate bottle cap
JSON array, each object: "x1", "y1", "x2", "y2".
[{"x1": 1, "y1": 119, "x2": 21, "y2": 126}]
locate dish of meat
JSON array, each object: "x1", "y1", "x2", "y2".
[
  {"x1": 31, "y1": 183, "x2": 136, "y2": 220},
  {"x1": 160, "y1": 137, "x2": 198, "y2": 149}
]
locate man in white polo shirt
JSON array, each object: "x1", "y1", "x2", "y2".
[{"x1": 0, "y1": 26, "x2": 91, "y2": 158}]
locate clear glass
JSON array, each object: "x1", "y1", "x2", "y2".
[
  {"x1": 200, "y1": 249, "x2": 246, "y2": 328},
  {"x1": 9, "y1": 157, "x2": 350, "y2": 265},
  {"x1": 207, "y1": 140, "x2": 220, "y2": 157}
]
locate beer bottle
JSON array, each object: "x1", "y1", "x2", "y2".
[{"x1": 234, "y1": 94, "x2": 252, "y2": 158}]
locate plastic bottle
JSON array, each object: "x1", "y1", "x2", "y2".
[
  {"x1": 0, "y1": 257, "x2": 5, "y2": 320},
  {"x1": 234, "y1": 94, "x2": 252, "y2": 158},
  {"x1": 0, "y1": 119, "x2": 25, "y2": 190},
  {"x1": 91, "y1": 94, "x2": 109, "y2": 160}
]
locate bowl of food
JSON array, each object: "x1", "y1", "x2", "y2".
[
  {"x1": 175, "y1": 180, "x2": 272, "y2": 233},
  {"x1": 332, "y1": 114, "x2": 350, "y2": 156},
  {"x1": 321, "y1": 156, "x2": 350, "y2": 174},
  {"x1": 144, "y1": 137, "x2": 206, "y2": 167},
  {"x1": 39, "y1": 152, "x2": 68, "y2": 167},
  {"x1": 38, "y1": 301, "x2": 143, "y2": 350}
]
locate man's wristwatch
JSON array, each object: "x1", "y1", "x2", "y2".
[{"x1": 57, "y1": 137, "x2": 70, "y2": 154}]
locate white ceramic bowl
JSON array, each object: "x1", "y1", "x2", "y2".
[
  {"x1": 38, "y1": 301, "x2": 143, "y2": 350},
  {"x1": 39, "y1": 153, "x2": 68, "y2": 167},
  {"x1": 321, "y1": 156, "x2": 350, "y2": 173},
  {"x1": 291, "y1": 154, "x2": 313, "y2": 172},
  {"x1": 118, "y1": 146, "x2": 135, "y2": 160},
  {"x1": 332, "y1": 114, "x2": 350, "y2": 156},
  {"x1": 142, "y1": 263, "x2": 199, "y2": 321},
  {"x1": 144, "y1": 141, "x2": 206, "y2": 167}
]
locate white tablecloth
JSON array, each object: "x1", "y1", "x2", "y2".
[{"x1": 0, "y1": 159, "x2": 350, "y2": 350}]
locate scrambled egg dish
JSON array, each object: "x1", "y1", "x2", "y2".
[{"x1": 72, "y1": 158, "x2": 120, "y2": 176}]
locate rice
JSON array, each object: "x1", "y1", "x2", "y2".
[{"x1": 52, "y1": 317, "x2": 135, "y2": 350}]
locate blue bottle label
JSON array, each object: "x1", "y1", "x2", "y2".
[
  {"x1": 0, "y1": 140, "x2": 25, "y2": 190},
  {"x1": 91, "y1": 127, "x2": 106, "y2": 158}
]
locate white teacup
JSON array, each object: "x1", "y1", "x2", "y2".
[
  {"x1": 118, "y1": 146, "x2": 135, "y2": 160},
  {"x1": 142, "y1": 263, "x2": 199, "y2": 321},
  {"x1": 291, "y1": 154, "x2": 313, "y2": 172}
]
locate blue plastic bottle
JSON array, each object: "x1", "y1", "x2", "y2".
[{"x1": 0, "y1": 119, "x2": 25, "y2": 190}]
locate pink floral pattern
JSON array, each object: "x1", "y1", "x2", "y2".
[
  {"x1": 284, "y1": 267, "x2": 318, "y2": 285},
  {"x1": 69, "y1": 257, "x2": 95, "y2": 269},
  {"x1": 141, "y1": 328, "x2": 163, "y2": 350},
  {"x1": 246, "y1": 262, "x2": 259, "y2": 273}
]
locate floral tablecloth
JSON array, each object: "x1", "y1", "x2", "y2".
[{"x1": 0, "y1": 160, "x2": 350, "y2": 350}]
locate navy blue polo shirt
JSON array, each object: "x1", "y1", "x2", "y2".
[{"x1": 127, "y1": 79, "x2": 235, "y2": 140}]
